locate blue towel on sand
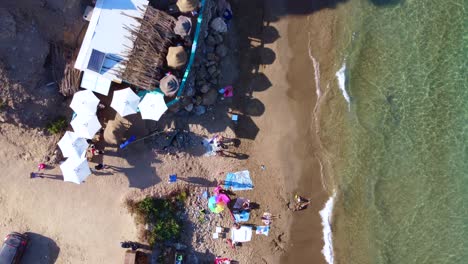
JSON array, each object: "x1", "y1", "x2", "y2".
[
  {"x1": 234, "y1": 211, "x2": 250, "y2": 222},
  {"x1": 224, "y1": 170, "x2": 253, "y2": 191}
]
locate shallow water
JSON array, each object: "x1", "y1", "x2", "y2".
[{"x1": 317, "y1": 0, "x2": 467, "y2": 263}]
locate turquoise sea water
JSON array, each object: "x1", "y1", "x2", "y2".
[{"x1": 319, "y1": 0, "x2": 467, "y2": 263}]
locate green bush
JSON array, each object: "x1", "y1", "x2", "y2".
[
  {"x1": 47, "y1": 116, "x2": 67, "y2": 134},
  {"x1": 131, "y1": 191, "x2": 188, "y2": 246}
]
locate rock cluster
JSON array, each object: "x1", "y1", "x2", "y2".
[{"x1": 181, "y1": 4, "x2": 230, "y2": 114}]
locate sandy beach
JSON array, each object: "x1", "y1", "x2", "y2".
[
  {"x1": 239, "y1": 1, "x2": 341, "y2": 263},
  {"x1": 0, "y1": 0, "x2": 342, "y2": 263}
]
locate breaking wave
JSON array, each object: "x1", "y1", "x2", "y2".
[
  {"x1": 336, "y1": 62, "x2": 351, "y2": 110},
  {"x1": 320, "y1": 193, "x2": 336, "y2": 264}
]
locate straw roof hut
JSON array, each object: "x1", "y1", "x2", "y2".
[
  {"x1": 119, "y1": 6, "x2": 176, "y2": 90},
  {"x1": 160, "y1": 74, "x2": 180, "y2": 97},
  {"x1": 166, "y1": 46, "x2": 188, "y2": 69},
  {"x1": 177, "y1": 0, "x2": 200, "y2": 13},
  {"x1": 174, "y1": 16, "x2": 192, "y2": 37}
]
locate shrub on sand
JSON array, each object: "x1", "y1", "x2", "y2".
[
  {"x1": 125, "y1": 189, "x2": 188, "y2": 246},
  {"x1": 47, "y1": 116, "x2": 67, "y2": 134}
]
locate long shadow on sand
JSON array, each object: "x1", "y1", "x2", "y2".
[{"x1": 101, "y1": 144, "x2": 162, "y2": 189}]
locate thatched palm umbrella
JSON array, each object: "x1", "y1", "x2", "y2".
[
  {"x1": 160, "y1": 75, "x2": 180, "y2": 97},
  {"x1": 177, "y1": 0, "x2": 200, "y2": 13},
  {"x1": 166, "y1": 46, "x2": 188, "y2": 69},
  {"x1": 174, "y1": 16, "x2": 192, "y2": 37}
]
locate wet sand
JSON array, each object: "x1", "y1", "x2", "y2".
[
  {"x1": 281, "y1": 7, "x2": 339, "y2": 262},
  {"x1": 232, "y1": 0, "x2": 341, "y2": 262}
]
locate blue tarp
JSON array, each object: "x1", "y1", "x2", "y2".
[
  {"x1": 224, "y1": 170, "x2": 253, "y2": 191},
  {"x1": 233, "y1": 211, "x2": 250, "y2": 222}
]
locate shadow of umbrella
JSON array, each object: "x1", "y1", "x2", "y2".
[
  {"x1": 22, "y1": 232, "x2": 60, "y2": 264},
  {"x1": 233, "y1": 114, "x2": 260, "y2": 140},
  {"x1": 243, "y1": 98, "x2": 265, "y2": 117},
  {"x1": 250, "y1": 73, "x2": 272, "y2": 92},
  {"x1": 251, "y1": 47, "x2": 277, "y2": 65}
]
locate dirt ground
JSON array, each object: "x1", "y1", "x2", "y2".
[
  {"x1": 0, "y1": 0, "x2": 86, "y2": 128},
  {"x1": 0, "y1": 0, "x2": 291, "y2": 263}
]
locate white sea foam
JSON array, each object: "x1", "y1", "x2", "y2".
[
  {"x1": 307, "y1": 32, "x2": 324, "y2": 128},
  {"x1": 308, "y1": 45, "x2": 322, "y2": 99},
  {"x1": 336, "y1": 62, "x2": 351, "y2": 110},
  {"x1": 320, "y1": 192, "x2": 336, "y2": 264}
]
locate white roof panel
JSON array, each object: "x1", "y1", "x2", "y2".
[
  {"x1": 80, "y1": 71, "x2": 112, "y2": 96},
  {"x1": 75, "y1": 0, "x2": 148, "y2": 82}
]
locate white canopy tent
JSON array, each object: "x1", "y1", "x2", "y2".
[
  {"x1": 110, "y1": 87, "x2": 140, "y2": 117},
  {"x1": 70, "y1": 89, "x2": 100, "y2": 116},
  {"x1": 138, "y1": 93, "x2": 168, "y2": 121},
  {"x1": 57, "y1": 131, "x2": 89, "y2": 158},
  {"x1": 60, "y1": 157, "x2": 92, "y2": 184},
  {"x1": 71, "y1": 114, "x2": 102, "y2": 139}
]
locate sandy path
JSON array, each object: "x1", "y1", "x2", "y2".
[{"x1": 0, "y1": 136, "x2": 137, "y2": 263}]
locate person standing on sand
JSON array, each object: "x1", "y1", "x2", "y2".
[
  {"x1": 89, "y1": 145, "x2": 104, "y2": 156},
  {"x1": 210, "y1": 134, "x2": 237, "y2": 156},
  {"x1": 291, "y1": 194, "x2": 311, "y2": 211},
  {"x1": 31, "y1": 163, "x2": 47, "y2": 179}
]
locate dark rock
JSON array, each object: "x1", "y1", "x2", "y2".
[
  {"x1": 206, "y1": 35, "x2": 216, "y2": 46},
  {"x1": 185, "y1": 85, "x2": 195, "y2": 97},
  {"x1": 210, "y1": 17, "x2": 227, "y2": 33},
  {"x1": 210, "y1": 78, "x2": 218, "y2": 85},
  {"x1": 196, "y1": 79, "x2": 206, "y2": 87},
  {"x1": 169, "y1": 104, "x2": 181, "y2": 113},
  {"x1": 215, "y1": 44, "x2": 228, "y2": 57},
  {"x1": 181, "y1": 96, "x2": 192, "y2": 106},
  {"x1": 205, "y1": 61, "x2": 216, "y2": 67},
  {"x1": 196, "y1": 67, "x2": 207, "y2": 80},
  {"x1": 206, "y1": 53, "x2": 218, "y2": 61},
  {"x1": 202, "y1": 89, "x2": 218, "y2": 105},
  {"x1": 205, "y1": 45, "x2": 215, "y2": 53},
  {"x1": 207, "y1": 65, "x2": 217, "y2": 75},
  {"x1": 194, "y1": 105, "x2": 206, "y2": 116},
  {"x1": 200, "y1": 84, "x2": 210, "y2": 93},
  {"x1": 185, "y1": 103, "x2": 194, "y2": 112},
  {"x1": 211, "y1": 70, "x2": 220, "y2": 78},
  {"x1": 0, "y1": 10, "x2": 16, "y2": 40},
  {"x1": 195, "y1": 96, "x2": 203, "y2": 105},
  {"x1": 215, "y1": 34, "x2": 224, "y2": 44}
]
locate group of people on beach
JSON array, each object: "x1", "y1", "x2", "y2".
[{"x1": 209, "y1": 134, "x2": 237, "y2": 156}]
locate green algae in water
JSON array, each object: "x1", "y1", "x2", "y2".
[{"x1": 321, "y1": 0, "x2": 468, "y2": 263}]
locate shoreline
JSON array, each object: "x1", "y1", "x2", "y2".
[
  {"x1": 266, "y1": 2, "x2": 341, "y2": 263},
  {"x1": 235, "y1": 0, "x2": 343, "y2": 263}
]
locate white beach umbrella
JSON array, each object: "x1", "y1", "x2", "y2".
[
  {"x1": 60, "y1": 157, "x2": 91, "y2": 184},
  {"x1": 57, "y1": 131, "x2": 89, "y2": 158},
  {"x1": 138, "y1": 93, "x2": 168, "y2": 121},
  {"x1": 70, "y1": 114, "x2": 101, "y2": 139},
  {"x1": 110, "y1": 88, "x2": 140, "y2": 117},
  {"x1": 70, "y1": 89, "x2": 100, "y2": 115}
]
